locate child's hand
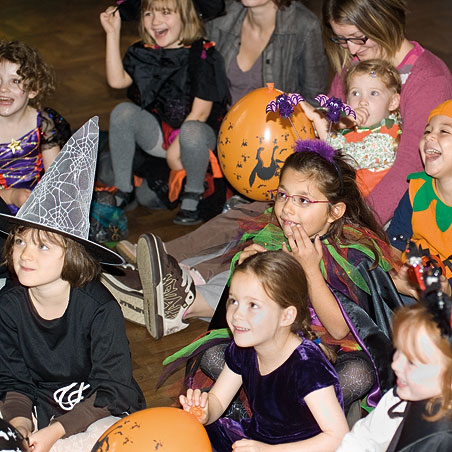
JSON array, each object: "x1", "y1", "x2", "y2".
[
  {"x1": 391, "y1": 265, "x2": 419, "y2": 299},
  {"x1": 232, "y1": 438, "x2": 271, "y2": 451},
  {"x1": 352, "y1": 106, "x2": 370, "y2": 128},
  {"x1": 299, "y1": 101, "x2": 329, "y2": 141},
  {"x1": 440, "y1": 275, "x2": 452, "y2": 297},
  {"x1": 238, "y1": 244, "x2": 267, "y2": 265},
  {"x1": 0, "y1": 187, "x2": 32, "y2": 208},
  {"x1": 282, "y1": 224, "x2": 323, "y2": 276},
  {"x1": 100, "y1": 6, "x2": 121, "y2": 34},
  {"x1": 28, "y1": 422, "x2": 65, "y2": 452},
  {"x1": 179, "y1": 388, "x2": 209, "y2": 424}
]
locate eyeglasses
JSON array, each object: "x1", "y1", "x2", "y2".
[
  {"x1": 268, "y1": 189, "x2": 330, "y2": 208},
  {"x1": 330, "y1": 36, "x2": 369, "y2": 46}
]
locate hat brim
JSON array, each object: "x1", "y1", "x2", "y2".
[{"x1": 0, "y1": 213, "x2": 124, "y2": 266}]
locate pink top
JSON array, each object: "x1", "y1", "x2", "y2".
[{"x1": 329, "y1": 42, "x2": 452, "y2": 224}]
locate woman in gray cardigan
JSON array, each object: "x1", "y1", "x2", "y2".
[
  {"x1": 206, "y1": 0, "x2": 329, "y2": 105},
  {"x1": 174, "y1": 0, "x2": 329, "y2": 225}
]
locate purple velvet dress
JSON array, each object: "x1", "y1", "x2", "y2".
[
  {"x1": 206, "y1": 339, "x2": 343, "y2": 451},
  {"x1": 0, "y1": 109, "x2": 67, "y2": 214}
]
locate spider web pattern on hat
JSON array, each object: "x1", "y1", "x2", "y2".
[{"x1": 17, "y1": 117, "x2": 98, "y2": 238}]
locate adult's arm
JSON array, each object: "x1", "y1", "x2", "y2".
[{"x1": 366, "y1": 72, "x2": 452, "y2": 224}]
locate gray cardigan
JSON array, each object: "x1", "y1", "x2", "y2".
[{"x1": 206, "y1": 0, "x2": 329, "y2": 103}]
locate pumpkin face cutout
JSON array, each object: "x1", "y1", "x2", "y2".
[
  {"x1": 91, "y1": 407, "x2": 211, "y2": 452},
  {"x1": 218, "y1": 85, "x2": 315, "y2": 201}
]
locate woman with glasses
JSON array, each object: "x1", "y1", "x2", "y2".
[{"x1": 322, "y1": 0, "x2": 452, "y2": 225}]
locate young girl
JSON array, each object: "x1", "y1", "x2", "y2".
[
  {"x1": 0, "y1": 40, "x2": 68, "y2": 215},
  {"x1": 140, "y1": 141, "x2": 404, "y2": 415},
  {"x1": 301, "y1": 59, "x2": 401, "y2": 197},
  {"x1": 389, "y1": 99, "x2": 452, "y2": 298},
  {"x1": 0, "y1": 118, "x2": 145, "y2": 452},
  {"x1": 337, "y1": 300, "x2": 452, "y2": 450},
  {"x1": 180, "y1": 250, "x2": 349, "y2": 451},
  {"x1": 100, "y1": 0, "x2": 230, "y2": 224}
]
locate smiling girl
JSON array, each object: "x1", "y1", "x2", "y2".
[
  {"x1": 180, "y1": 250, "x2": 349, "y2": 451},
  {"x1": 337, "y1": 300, "x2": 452, "y2": 451},
  {"x1": 0, "y1": 41, "x2": 67, "y2": 214},
  {"x1": 389, "y1": 100, "x2": 452, "y2": 299},
  {"x1": 100, "y1": 0, "x2": 229, "y2": 223}
]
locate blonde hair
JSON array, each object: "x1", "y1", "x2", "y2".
[
  {"x1": 139, "y1": 0, "x2": 204, "y2": 47},
  {"x1": 393, "y1": 304, "x2": 452, "y2": 422},
  {"x1": 322, "y1": 0, "x2": 407, "y2": 74},
  {"x1": 344, "y1": 59, "x2": 401, "y2": 96}
]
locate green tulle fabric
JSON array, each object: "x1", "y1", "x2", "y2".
[{"x1": 228, "y1": 217, "x2": 393, "y2": 295}]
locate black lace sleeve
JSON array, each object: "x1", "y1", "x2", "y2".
[{"x1": 39, "y1": 107, "x2": 72, "y2": 151}]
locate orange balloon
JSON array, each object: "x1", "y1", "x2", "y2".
[
  {"x1": 91, "y1": 407, "x2": 212, "y2": 452},
  {"x1": 218, "y1": 84, "x2": 315, "y2": 201}
]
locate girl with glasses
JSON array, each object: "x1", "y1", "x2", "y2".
[{"x1": 322, "y1": 0, "x2": 452, "y2": 224}]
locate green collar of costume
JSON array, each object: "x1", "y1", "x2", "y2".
[
  {"x1": 408, "y1": 172, "x2": 452, "y2": 232},
  {"x1": 340, "y1": 113, "x2": 399, "y2": 135},
  {"x1": 229, "y1": 216, "x2": 392, "y2": 294}
]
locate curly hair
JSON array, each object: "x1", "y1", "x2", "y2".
[
  {"x1": 3, "y1": 226, "x2": 100, "y2": 288},
  {"x1": 233, "y1": 250, "x2": 336, "y2": 362},
  {"x1": 0, "y1": 40, "x2": 55, "y2": 110}
]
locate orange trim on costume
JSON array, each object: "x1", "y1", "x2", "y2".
[
  {"x1": 167, "y1": 150, "x2": 224, "y2": 202},
  {"x1": 356, "y1": 168, "x2": 390, "y2": 197}
]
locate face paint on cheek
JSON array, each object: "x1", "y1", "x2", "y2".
[{"x1": 251, "y1": 311, "x2": 265, "y2": 326}]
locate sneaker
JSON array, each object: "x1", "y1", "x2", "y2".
[
  {"x1": 173, "y1": 208, "x2": 202, "y2": 225},
  {"x1": 115, "y1": 240, "x2": 137, "y2": 265},
  {"x1": 137, "y1": 233, "x2": 196, "y2": 339},
  {"x1": 100, "y1": 264, "x2": 145, "y2": 326}
]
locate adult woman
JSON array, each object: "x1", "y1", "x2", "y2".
[
  {"x1": 206, "y1": 0, "x2": 329, "y2": 105},
  {"x1": 323, "y1": 0, "x2": 452, "y2": 224}
]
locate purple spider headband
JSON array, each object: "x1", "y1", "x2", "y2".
[{"x1": 265, "y1": 93, "x2": 347, "y2": 195}]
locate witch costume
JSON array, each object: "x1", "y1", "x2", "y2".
[{"x1": 0, "y1": 118, "x2": 145, "y2": 437}]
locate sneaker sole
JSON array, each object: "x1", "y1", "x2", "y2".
[
  {"x1": 137, "y1": 234, "x2": 165, "y2": 339},
  {"x1": 100, "y1": 273, "x2": 145, "y2": 326}
]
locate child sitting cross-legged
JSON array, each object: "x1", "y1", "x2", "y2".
[
  {"x1": 180, "y1": 250, "x2": 349, "y2": 451},
  {"x1": 0, "y1": 118, "x2": 145, "y2": 452}
]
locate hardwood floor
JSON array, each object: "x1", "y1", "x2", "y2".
[{"x1": 2, "y1": 0, "x2": 452, "y2": 408}]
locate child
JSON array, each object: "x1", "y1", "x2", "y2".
[
  {"x1": 389, "y1": 99, "x2": 452, "y2": 298},
  {"x1": 138, "y1": 141, "x2": 405, "y2": 413},
  {"x1": 0, "y1": 40, "x2": 68, "y2": 214},
  {"x1": 301, "y1": 59, "x2": 401, "y2": 197},
  {"x1": 0, "y1": 118, "x2": 145, "y2": 452},
  {"x1": 180, "y1": 250, "x2": 349, "y2": 451},
  {"x1": 337, "y1": 300, "x2": 452, "y2": 450},
  {"x1": 100, "y1": 0, "x2": 229, "y2": 224}
]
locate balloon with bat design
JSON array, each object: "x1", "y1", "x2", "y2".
[
  {"x1": 217, "y1": 84, "x2": 315, "y2": 201},
  {"x1": 91, "y1": 407, "x2": 212, "y2": 452}
]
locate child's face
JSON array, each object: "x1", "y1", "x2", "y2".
[
  {"x1": 419, "y1": 115, "x2": 452, "y2": 180},
  {"x1": 391, "y1": 325, "x2": 446, "y2": 401},
  {"x1": 142, "y1": 2, "x2": 183, "y2": 49},
  {"x1": 346, "y1": 73, "x2": 400, "y2": 127},
  {"x1": 227, "y1": 270, "x2": 291, "y2": 350},
  {"x1": 0, "y1": 60, "x2": 36, "y2": 118},
  {"x1": 273, "y1": 168, "x2": 336, "y2": 239},
  {"x1": 12, "y1": 229, "x2": 66, "y2": 290}
]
